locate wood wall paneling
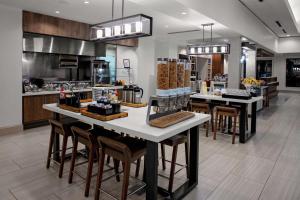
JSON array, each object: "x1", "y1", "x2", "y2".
[
  {"x1": 212, "y1": 54, "x2": 224, "y2": 77},
  {"x1": 107, "y1": 38, "x2": 139, "y2": 47},
  {"x1": 23, "y1": 11, "x2": 90, "y2": 40}
]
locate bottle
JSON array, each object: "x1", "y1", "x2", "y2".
[{"x1": 59, "y1": 86, "x2": 66, "y2": 104}]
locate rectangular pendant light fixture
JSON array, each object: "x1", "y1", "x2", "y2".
[
  {"x1": 188, "y1": 44, "x2": 230, "y2": 55},
  {"x1": 90, "y1": 14, "x2": 152, "y2": 41}
]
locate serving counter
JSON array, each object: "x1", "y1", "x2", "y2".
[
  {"x1": 43, "y1": 103, "x2": 210, "y2": 200},
  {"x1": 190, "y1": 93, "x2": 263, "y2": 143}
]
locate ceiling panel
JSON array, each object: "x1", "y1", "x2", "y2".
[
  {"x1": 240, "y1": 0, "x2": 300, "y2": 37},
  {"x1": 0, "y1": 0, "x2": 239, "y2": 45}
]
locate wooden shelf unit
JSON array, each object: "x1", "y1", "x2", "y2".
[
  {"x1": 189, "y1": 56, "x2": 198, "y2": 80},
  {"x1": 260, "y1": 77, "x2": 279, "y2": 99}
]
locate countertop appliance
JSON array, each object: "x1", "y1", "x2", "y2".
[
  {"x1": 59, "y1": 55, "x2": 78, "y2": 68},
  {"x1": 93, "y1": 60, "x2": 110, "y2": 85},
  {"x1": 122, "y1": 85, "x2": 144, "y2": 103},
  {"x1": 133, "y1": 86, "x2": 143, "y2": 104}
]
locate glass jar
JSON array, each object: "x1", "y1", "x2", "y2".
[
  {"x1": 156, "y1": 58, "x2": 170, "y2": 96},
  {"x1": 177, "y1": 59, "x2": 185, "y2": 94},
  {"x1": 184, "y1": 60, "x2": 191, "y2": 93},
  {"x1": 169, "y1": 59, "x2": 177, "y2": 96}
]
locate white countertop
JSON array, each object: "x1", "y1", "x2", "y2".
[
  {"x1": 190, "y1": 93, "x2": 263, "y2": 104},
  {"x1": 22, "y1": 88, "x2": 92, "y2": 96},
  {"x1": 92, "y1": 86, "x2": 124, "y2": 90},
  {"x1": 43, "y1": 103, "x2": 210, "y2": 143}
]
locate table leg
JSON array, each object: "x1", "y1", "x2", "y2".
[
  {"x1": 145, "y1": 141, "x2": 158, "y2": 200},
  {"x1": 251, "y1": 102, "x2": 257, "y2": 134},
  {"x1": 188, "y1": 125, "x2": 199, "y2": 183},
  {"x1": 53, "y1": 113, "x2": 60, "y2": 162},
  {"x1": 239, "y1": 104, "x2": 246, "y2": 143},
  {"x1": 167, "y1": 125, "x2": 200, "y2": 200}
]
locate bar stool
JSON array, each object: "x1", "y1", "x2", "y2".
[
  {"x1": 214, "y1": 106, "x2": 238, "y2": 144},
  {"x1": 160, "y1": 131, "x2": 189, "y2": 193},
  {"x1": 191, "y1": 102, "x2": 212, "y2": 136},
  {"x1": 46, "y1": 118, "x2": 91, "y2": 178},
  {"x1": 69, "y1": 126, "x2": 120, "y2": 197},
  {"x1": 95, "y1": 136, "x2": 146, "y2": 200}
]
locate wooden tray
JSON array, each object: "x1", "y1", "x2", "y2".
[
  {"x1": 81, "y1": 108, "x2": 128, "y2": 121},
  {"x1": 121, "y1": 102, "x2": 147, "y2": 108},
  {"x1": 149, "y1": 111, "x2": 195, "y2": 128},
  {"x1": 80, "y1": 98, "x2": 93, "y2": 103},
  {"x1": 59, "y1": 104, "x2": 86, "y2": 113}
]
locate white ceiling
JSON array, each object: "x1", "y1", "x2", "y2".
[
  {"x1": 240, "y1": 0, "x2": 300, "y2": 37},
  {"x1": 287, "y1": 0, "x2": 300, "y2": 33},
  {"x1": 0, "y1": 0, "x2": 239, "y2": 45}
]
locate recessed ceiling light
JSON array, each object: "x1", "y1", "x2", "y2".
[
  {"x1": 241, "y1": 37, "x2": 248, "y2": 41},
  {"x1": 181, "y1": 12, "x2": 187, "y2": 15},
  {"x1": 287, "y1": 34, "x2": 291, "y2": 37},
  {"x1": 55, "y1": 11, "x2": 60, "y2": 14},
  {"x1": 84, "y1": 1, "x2": 90, "y2": 4}
]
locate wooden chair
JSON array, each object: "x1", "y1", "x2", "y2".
[
  {"x1": 68, "y1": 126, "x2": 120, "y2": 197},
  {"x1": 46, "y1": 118, "x2": 91, "y2": 178},
  {"x1": 214, "y1": 106, "x2": 238, "y2": 144},
  {"x1": 190, "y1": 102, "x2": 212, "y2": 136},
  {"x1": 160, "y1": 131, "x2": 189, "y2": 193},
  {"x1": 95, "y1": 136, "x2": 146, "y2": 200}
]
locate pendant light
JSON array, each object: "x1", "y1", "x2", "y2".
[
  {"x1": 188, "y1": 23, "x2": 230, "y2": 55},
  {"x1": 90, "y1": 0, "x2": 153, "y2": 41}
]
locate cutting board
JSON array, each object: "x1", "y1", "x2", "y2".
[
  {"x1": 81, "y1": 108, "x2": 128, "y2": 121},
  {"x1": 149, "y1": 111, "x2": 195, "y2": 128},
  {"x1": 121, "y1": 102, "x2": 147, "y2": 108},
  {"x1": 59, "y1": 104, "x2": 86, "y2": 113},
  {"x1": 80, "y1": 98, "x2": 93, "y2": 103}
]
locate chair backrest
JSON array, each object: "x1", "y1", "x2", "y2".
[
  {"x1": 191, "y1": 102, "x2": 210, "y2": 113},
  {"x1": 97, "y1": 136, "x2": 131, "y2": 159},
  {"x1": 215, "y1": 106, "x2": 238, "y2": 117},
  {"x1": 71, "y1": 126, "x2": 95, "y2": 147},
  {"x1": 49, "y1": 119, "x2": 65, "y2": 136}
]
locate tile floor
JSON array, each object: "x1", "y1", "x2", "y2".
[{"x1": 1, "y1": 93, "x2": 300, "y2": 200}]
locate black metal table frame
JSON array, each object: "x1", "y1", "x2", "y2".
[
  {"x1": 193, "y1": 98, "x2": 257, "y2": 144},
  {"x1": 52, "y1": 112, "x2": 201, "y2": 200},
  {"x1": 145, "y1": 125, "x2": 200, "y2": 200}
]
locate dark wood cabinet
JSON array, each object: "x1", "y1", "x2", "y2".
[
  {"x1": 23, "y1": 95, "x2": 46, "y2": 124},
  {"x1": 44, "y1": 94, "x2": 60, "y2": 119},
  {"x1": 23, "y1": 94, "x2": 59, "y2": 125},
  {"x1": 23, "y1": 11, "x2": 90, "y2": 40},
  {"x1": 212, "y1": 54, "x2": 224, "y2": 77},
  {"x1": 23, "y1": 92, "x2": 92, "y2": 129}
]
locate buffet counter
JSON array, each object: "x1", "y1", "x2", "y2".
[{"x1": 22, "y1": 88, "x2": 92, "y2": 96}]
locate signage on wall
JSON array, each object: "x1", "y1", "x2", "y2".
[
  {"x1": 286, "y1": 58, "x2": 300, "y2": 87},
  {"x1": 123, "y1": 59, "x2": 130, "y2": 68}
]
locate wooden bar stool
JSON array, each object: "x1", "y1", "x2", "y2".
[
  {"x1": 69, "y1": 126, "x2": 120, "y2": 197},
  {"x1": 214, "y1": 106, "x2": 238, "y2": 144},
  {"x1": 46, "y1": 118, "x2": 91, "y2": 178},
  {"x1": 191, "y1": 102, "x2": 212, "y2": 136},
  {"x1": 95, "y1": 136, "x2": 146, "y2": 200},
  {"x1": 160, "y1": 131, "x2": 189, "y2": 193}
]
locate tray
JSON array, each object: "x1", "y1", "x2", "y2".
[
  {"x1": 59, "y1": 104, "x2": 86, "y2": 113},
  {"x1": 149, "y1": 111, "x2": 195, "y2": 128},
  {"x1": 222, "y1": 94, "x2": 252, "y2": 100},
  {"x1": 80, "y1": 98, "x2": 93, "y2": 103},
  {"x1": 81, "y1": 108, "x2": 128, "y2": 121},
  {"x1": 121, "y1": 102, "x2": 147, "y2": 108}
]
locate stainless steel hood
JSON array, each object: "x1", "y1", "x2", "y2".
[{"x1": 23, "y1": 33, "x2": 105, "y2": 57}]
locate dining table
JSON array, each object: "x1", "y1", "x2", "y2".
[
  {"x1": 190, "y1": 93, "x2": 263, "y2": 143},
  {"x1": 43, "y1": 103, "x2": 210, "y2": 200}
]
